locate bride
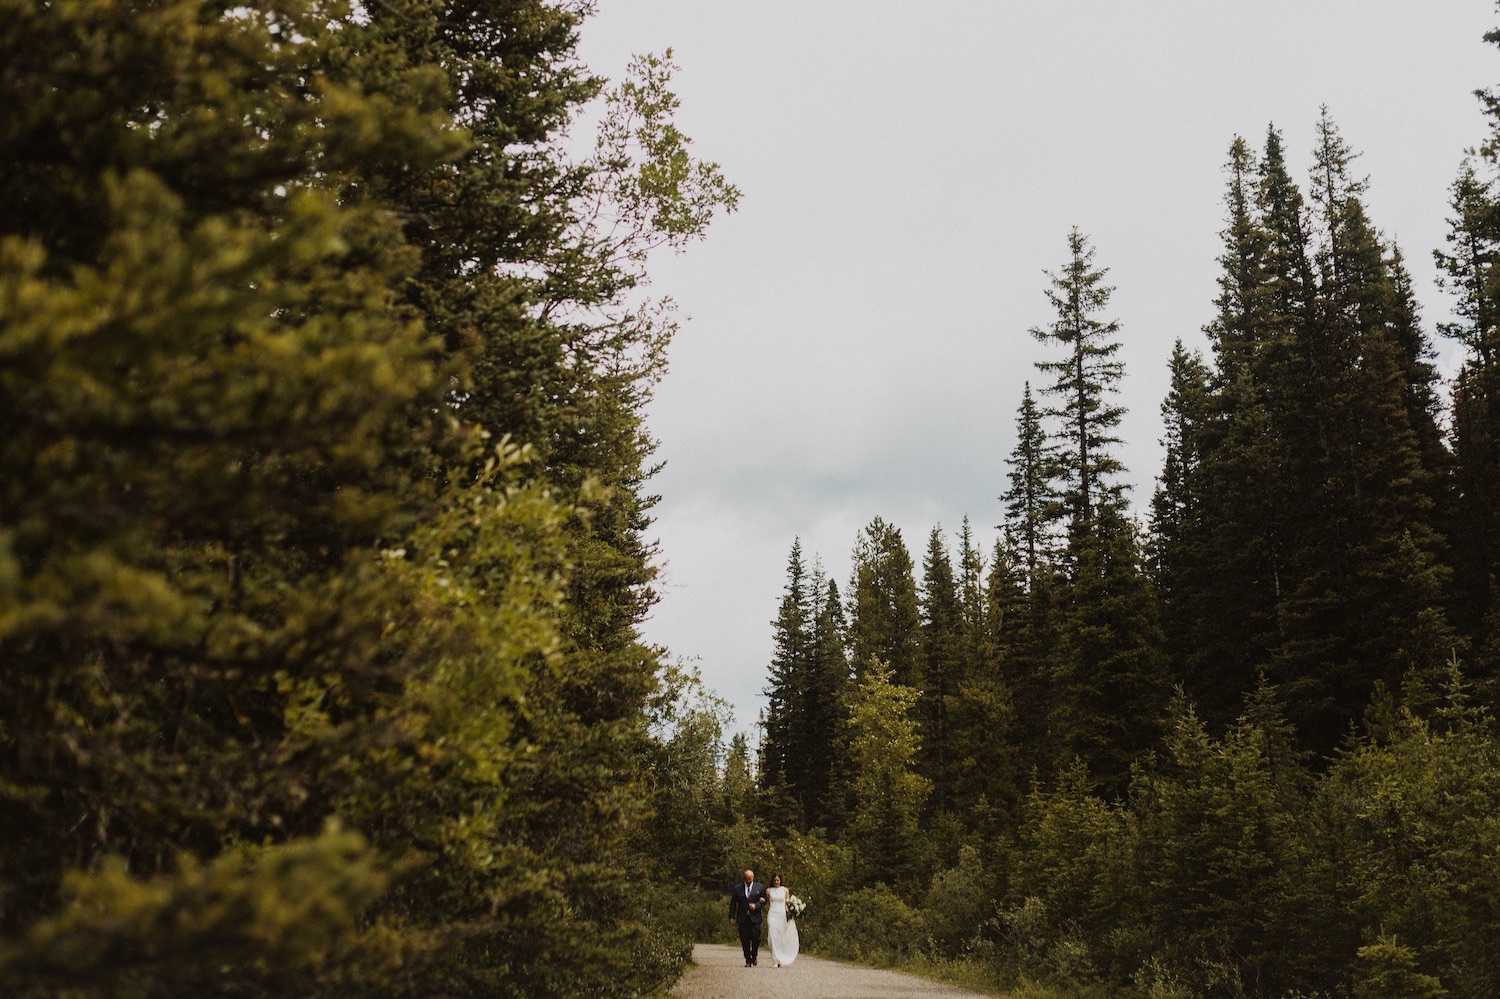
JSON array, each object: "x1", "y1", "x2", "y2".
[{"x1": 765, "y1": 872, "x2": 799, "y2": 967}]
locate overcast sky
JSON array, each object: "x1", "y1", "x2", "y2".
[{"x1": 574, "y1": 2, "x2": 1500, "y2": 736}]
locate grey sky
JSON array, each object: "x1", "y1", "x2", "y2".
[{"x1": 575, "y1": 2, "x2": 1500, "y2": 736}]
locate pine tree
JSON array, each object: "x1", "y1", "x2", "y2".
[
  {"x1": 1030, "y1": 228, "x2": 1128, "y2": 540},
  {"x1": 1051, "y1": 506, "x2": 1170, "y2": 796},
  {"x1": 0, "y1": 0, "x2": 463, "y2": 989},
  {"x1": 847, "y1": 517, "x2": 922, "y2": 687},
  {"x1": 1436, "y1": 158, "x2": 1500, "y2": 688},
  {"x1": 947, "y1": 520, "x2": 1021, "y2": 828},
  {"x1": 806, "y1": 571, "x2": 852, "y2": 829},
  {"x1": 1003, "y1": 383, "x2": 1059, "y2": 579},
  {"x1": 1150, "y1": 341, "x2": 1212, "y2": 693},
  {"x1": 1028, "y1": 230, "x2": 1165, "y2": 792},
  {"x1": 762, "y1": 539, "x2": 812, "y2": 813},
  {"x1": 988, "y1": 530, "x2": 1057, "y2": 783},
  {"x1": 1269, "y1": 112, "x2": 1455, "y2": 750},
  {"x1": 0, "y1": 1, "x2": 738, "y2": 994},
  {"x1": 918, "y1": 526, "x2": 965, "y2": 808}
]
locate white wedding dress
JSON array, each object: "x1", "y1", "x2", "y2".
[{"x1": 766, "y1": 886, "x2": 800, "y2": 966}]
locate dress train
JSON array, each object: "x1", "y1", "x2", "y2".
[{"x1": 766, "y1": 886, "x2": 799, "y2": 966}]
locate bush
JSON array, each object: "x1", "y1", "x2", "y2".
[
  {"x1": 923, "y1": 845, "x2": 993, "y2": 957},
  {"x1": 815, "y1": 884, "x2": 925, "y2": 963}
]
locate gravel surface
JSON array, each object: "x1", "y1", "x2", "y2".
[{"x1": 669, "y1": 943, "x2": 995, "y2": 999}]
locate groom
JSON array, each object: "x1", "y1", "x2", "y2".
[{"x1": 727, "y1": 868, "x2": 769, "y2": 967}]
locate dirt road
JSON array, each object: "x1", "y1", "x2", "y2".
[{"x1": 669, "y1": 943, "x2": 995, "y2": 999}]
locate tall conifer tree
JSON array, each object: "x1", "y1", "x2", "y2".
[
  {"x1": 848, "y1": 517, "x2": 922, "y2": 687},
  {"x1": 806, "y1": 566, "x2": 851, "y2": 829},
  {"x1": 1004, "y1": 383, "x2": 1059, "y2": 579},
  {"x1": 918, "y1": 526, "x2": 965, "y2": 808},
  {"x1": 1268, "y1": 112, "x2": 1455, "y2": 749},
  {"x1": 762, "y1": 539, "x2": 811, "y2": 809},
  {"x1": 1150, "y1": 341, "x2": 1213, "y2": 695},
  {"x1": 1437, "y1": 150, "x2": 1500, "y2": 690},
  {"x1": 1028, "y1": 230, "x2": 1167, "y2": 791},
  {"x1": 1030, "y1": 229, "x2": 1128, "y2": 541}
]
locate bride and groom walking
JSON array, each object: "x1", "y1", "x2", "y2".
[{"x1": 728, "y1": 868, "x2": 799, "y2": 968}]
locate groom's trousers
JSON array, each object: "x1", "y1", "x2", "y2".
[{"x1": 736, "y1": 917, "x2": 761, "y2": 964}]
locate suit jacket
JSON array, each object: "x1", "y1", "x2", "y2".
[{"x1": 728, "y1": 880, "x2": 768, "y2": 925}]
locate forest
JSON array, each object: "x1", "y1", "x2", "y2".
[
  {"x1": 0, "y1": 0, "x2": 737, "y2": 995},
  {"x1": 2, "y1": 1, "x2": 1500, "y2": 999},
  {"x1": 690, "y1": 34, "x2": 1500, "y2": 999}
]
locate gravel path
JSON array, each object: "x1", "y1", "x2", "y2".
[{"x1": 669, "y1": 943, "x2": 995, "y2": 999}]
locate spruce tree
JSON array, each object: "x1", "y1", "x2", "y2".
[
  {"x1": 1028, "y1": 230, "x2": 1166, "y2": 791},
  {"x1": 0, "y1": 1, "x2": 738, "y2": 993},
  {"x1": 1029, "y1": 228, "x2": 1127, "y2": 540},
  {"x1": 1150, "y1": 341, "x2": 1212, "y2": 694},
  {"x1": 947, "y1": 520, "x2": 1021, "y2": 828},
  {"x1": 1051, "y1": 506, "x2": 1170, "y2": 796},
  {"x1": 1269, "y1": 112, "x2": 1455, "y2": 750},
  {"x1": 918, "y1": 526, "x2": 965, "y2": 809},
  {"x1": 806, "y1": 571, "x2": 851, "y2": 829},
  {"x1": 847, "y1": 517, "x2": 922, "y2": 687},
  {"x1": 0, "y1": 0, "x2": 463, "y2": 990},
  {"x1": 988, "y1": 530, "x2": 1057, "y2": 783},
  {"x1": 1436, "y1": 158, "x2": 1500, "y2": 689},
  {"x1": 762, "y1": 539, "x2": 812, "y2": 813},
  {"x1": 1003, "y1": 383, "x2": 1059, "y2": 579}
]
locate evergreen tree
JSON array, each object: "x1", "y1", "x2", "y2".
[
  {"x1": 1050, "y1": 507, "x2": 1170, "y2": 795},
  {"x1": 1125, "y1": 688, "x2": 1318, "y2": 997},
  {"x1": 806, "y1": 571, "x2": 851, "y2": 830},
  {"x1": 762, "y1": 539, "x2": 812, "y2": 813},
  {"x1": 988, "y1": 530, "x2": 1057, "y2": 783},
  {"x1": 0, "y1": 4, "x2": 460, "y2": 991},
  {"x1": 1269, "y1": 112, "x2": 1455, "y2": 751},
  {"x1": 1177, "y1": 133, "x2": 1299, "y2": 730},
  {"x1": 999, "y1": 385, "x2": 1063, "y2": 777},
  {"x1": 1029, "y1": 228, "x2": 1127, "y2": 541},
  {"x1": 0, "y1": 1, "x2": 737, "y2": 994},
  {"x1": 918, "y1": 526, "x2": 965, "y2": 809},
  {"x1": 1436, "y1": 158, "x2": 1500, "y2": 689},
  {"x1": 1028, "y1": 230, "x2": 1164, "y2": 791},
  {"x1": 1003, "y1": 383, "x2": 1059, "y2": 579},
  {"x1": 722, "y1": 732, "x2": 759, "y2": 823},
  {"x1": 845, "y1": 660, "x2": 932, "y2": 886},
  {"x1": 947, "y1": 520, "x2": 1021, "y2": 829},
  {"x1": 847, "y1": 516, "x2": 922, "y2": 686},
  {"x1": 1150, "y1": 341, "x2": 1213, "y2": 693}
]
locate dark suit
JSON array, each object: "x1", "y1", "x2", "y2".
[{"x1": 728, "y1": 879, "x2": 769, "y2": 964}]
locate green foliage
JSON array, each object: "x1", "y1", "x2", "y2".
[
  {"x1": 0, "y1": 825, "x2": 401, "y2": 998},
  {"x1": 848, "y1": 518, "x2": 922, "y2": 687},
  {"x1": 846, "y1": 660, "x2": 932, "y2": 886},
  {"x1": 1029, "y1": 228, "x2": 1128, "y2": 530},
  {"x1": 918, "y1": 526, "x2": 966, "y2": 807},
  {"x1": 645, "y1": 663, "x2": 734, "y2": 888},
  {"x1": 1323, "y1": 682, "x2": 1500, "y2": 999},
  {"x1": 817, "y1": 885, "x2": 925, "y2": 963},
  {"x1": 0, "y1": 0, "x2": 738, "y2": 995},
  {"x1": 1354, "y1": 935, "x2": 1447, "y2": 999},
  {"x1": 1125, "y1": 689, "x2": 1319, "y2": 996},
  {"x1": 923, "y1": 845, "x2": 994, "y2": 958},
  {"x1": 1050, "y1": 506, "x2": 1170, "y2": 794}
]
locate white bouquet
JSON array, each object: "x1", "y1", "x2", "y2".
[{"x1": 787, "y1": 894, "x2": 806, "y2": 919}]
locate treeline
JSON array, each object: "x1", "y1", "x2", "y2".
[
  {"x1": 723, "y1": 34, "x2": 1500, "y2": 999},
  {"x1": 0, "y1": 1, "x2": 735, "y2": 996}
]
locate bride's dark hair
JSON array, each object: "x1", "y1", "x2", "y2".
[{"x1": 770, "y1": 872, "x2": 783, "y2": 886}]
